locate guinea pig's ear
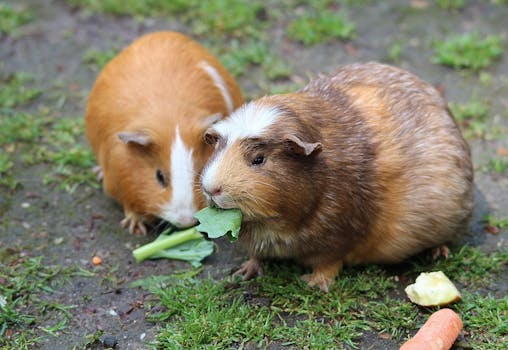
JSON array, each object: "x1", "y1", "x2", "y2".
[
  {"x1": 117, "y1": 131, "x2": 153, "y2": 146},
  {"x1": 201, "y1": 113, "x2": 222, "y2": 130},
  {"x1": 284, "y1": 134, "x2": 322, "y2": 156},
  {"x1": 204, "y1": 128, "x2": 220, "y2": 146}
]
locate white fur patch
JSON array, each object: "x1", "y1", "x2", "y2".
[
  {"x1": 213, "y1": 101, "x2": 280, "y2": 144},
  {"x1": 201, "y1": 147, "x2": 226, "y2": 199},
  {"x1": 159, "y1": 126, "x2": 198, "y2": 227},
  {"x1": 198, "y1": 60, "x2": 234, "y2": 114},
  {"x1": 201, "y1": 102, "x2": 280, "y2": 198}
]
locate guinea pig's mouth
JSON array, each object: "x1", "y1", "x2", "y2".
[
  {"x1": 206, "y1": 195, "x2": 237, "y2": 211},
  {"x1": 209, "y1": 200, "x2": 235, "y2": 210}
]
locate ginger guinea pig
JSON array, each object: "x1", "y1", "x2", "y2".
[
  {"x1": 86, "y1": 31, "x2": 243, "y2": 235},
  {"x1": 201, "y1": 62, "x2": 473, "y2": 292}
]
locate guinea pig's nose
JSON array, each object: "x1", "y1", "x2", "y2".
[
  {"x1": 205, "y1": 185, "x2": 223, "y2": 197},
  {"x1": 211, "y1": 186, "x2": 223, "y2": 196}
]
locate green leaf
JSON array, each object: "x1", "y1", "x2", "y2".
[
  {"x1": 194, "y1": 207, "x2": 243, "y2": 241},
  {"x1": 150, "y1": 239, "x2": 215, "y2": 268}
]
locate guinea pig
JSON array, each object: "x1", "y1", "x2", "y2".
[
  {"x1": 86, "y1": 31, "x2": 244, "y2": 235},
  {"x1": 201, "y1": 62, "x2": 473, "y2": 292}
]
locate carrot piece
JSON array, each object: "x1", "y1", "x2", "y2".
[
  {"x1": 400, "y1": 308, "x2": 463, "y2": 350},
  {"x1": 92, "y1": 256, "x2": 102, "y2": 266}
]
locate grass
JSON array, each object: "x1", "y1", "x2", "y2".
[
  {"x1": 66, "y1": 0, "x2": 194, "y2": 17},
  {"x1": 0, "y1": 3, "x2": 33, "y2": 35},
  {"x1": 190, "y1": 1, "x2": 265, "y2": 38},
  {"x1": 456, "y1": 293, "x2": 508, "y2": 349},
  {"x1": 0, "y1": 68, "x2": 96, "y2": 192},
  {"x1": 133, "y1": 245, "x2": 508, "y2": 349},
  {"x1": 433, "y1": 33, "x2": 503, "y2": 70},
  {"x1": 0, "y1": 70, "x2": 42, "y2": 189},
  {"x1": 287, "y1": 11, "x2": 356, "y2": 46},
  {"x1": 436, "y1": 0, "x2": 465, "y2": 10},
  {"x1": 0, "y1": 252, "x2": 79, "y2": 348},
  {"x1": 68, "y1": 0, "x2": 267, "y2": 39},
  {"x1": 0, "y1": 71, "x2": 40, "y2": 108},
  {"x1": 2, "y1": 1, "x2": 508, "y2": 349},
  {"x1": 82, "y1": 48, "x2": 118, "y2": 71},
  {"x1": 0, "y1": 109, "x2": 97, "y2": 192},
  {"x1": 485, "y1": 215, "x2": 508, "y2": 230},
  {"x1": 449, "y1": 98, "x2": 491, "y2": 139},
  {"x1": 479, "y1": 158, "x2": 508, "y2": 174},
  {"x1": 387, "y1": 43, "x2": 403, "y2": 62},
  {"x1": 216, "y1": 39, "x2": 291, "y2": 80}
]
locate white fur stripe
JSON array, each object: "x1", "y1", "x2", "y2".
[
  {"x1": 198, "y1": 60, "x2": 234, "y2": 114},
  {"x1": 159, "y1": 126, "x2": 197, "y2": 227},
  {"x1": 201, "y1": 147, "x2": 226, "y2": 197},
  {"x1": 213, "y1": 101, "x2": 280, "y2": 144}
]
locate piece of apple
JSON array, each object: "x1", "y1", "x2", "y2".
[{"x1": 405, "y1": 271, "x2": 461, "y2": 307}]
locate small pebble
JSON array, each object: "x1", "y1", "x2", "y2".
[
  {"x1": 103, "y1": 335, "x2": 118, "y2": 349},
  {"x1": 21, "y1": 202, "x2": 30, "y2": 208},
  {"x1": 108, "y1": 309, "x2": 118, "y2": 317}
]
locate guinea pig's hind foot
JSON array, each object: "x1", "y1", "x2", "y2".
[
  {"x1": 233, "y1": 257, "x2": 263, "y2": 281},
  {"x1": 301, "y1": 260, "x2": 343, "y2": 293},
  {"x1": 431, "y1": 245, "x2": 450, "y2": 260},
  {"x1": 120, "y1": 211, "x2": 148, "y2": 235}
]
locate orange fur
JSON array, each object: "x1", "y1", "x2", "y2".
[{"x1": 86, "y1": 31, "x2": 243, "y2": 233}]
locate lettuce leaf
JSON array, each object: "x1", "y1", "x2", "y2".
[{"x1": 194, "y1": 207, "x2": 243, "y2": 241}]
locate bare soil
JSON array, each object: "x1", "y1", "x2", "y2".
[{"x1": 1, "y1": 0, "x2": 507, "y2": 349}]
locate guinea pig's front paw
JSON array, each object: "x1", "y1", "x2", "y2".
[
  {"x1": 120, "y1": 211, "x2": 148, "y2": 235},
  {"x1": 301, "y1": 260, "x2": 343, "y2": 293},
  {"x1": 92, "y1": 165, "x2": 104, "y2": 182},
  {"x1": 233, "y1": 257, "x2": 263, "y2": 281}
]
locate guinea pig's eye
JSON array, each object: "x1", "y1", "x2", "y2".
[
  {"x1": 155, "y1": 169, "x2": 168, "y2": 187},
  {"x1": 251, "y1": 155, "x2": 266, "y2": 166}
]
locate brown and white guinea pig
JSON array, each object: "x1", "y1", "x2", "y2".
[
  {"x1": 85, "y1": 31, "x2": 244, "y2": 235},
  {"x1": 201, "y1": 62, "x2": 473, "y2": 292}
]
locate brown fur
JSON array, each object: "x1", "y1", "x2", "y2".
[
  {"x1": 86, "y1": 31, "x2": 244, "y2": 234},
  {"x1": 204, "y1": 62, "x2": 473, "y2": 291}
]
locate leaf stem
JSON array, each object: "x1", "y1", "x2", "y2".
[{"x1": 133, "y1": 227, "x2": 203, "y2": 263}]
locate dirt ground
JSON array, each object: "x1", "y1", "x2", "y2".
[{"x1": 1, "y1": 0, "x2": 507, "y2": 349}]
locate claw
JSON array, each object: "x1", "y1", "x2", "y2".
[
  {"x1": 233, "y1": 257, "x2": 263, "y2": 281},
  {"x1": 300, "y1": 260, "x2": 343, "y2": 293},
  {"x1": 431, "y1": 245, "x2": 450, "y2": 260},
  {"x1": 93, "y1": 165, "x2": 104, "y2": 182},
  {"x1": 120, "y1": 210, "x2": 148, "y2": 235}
]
